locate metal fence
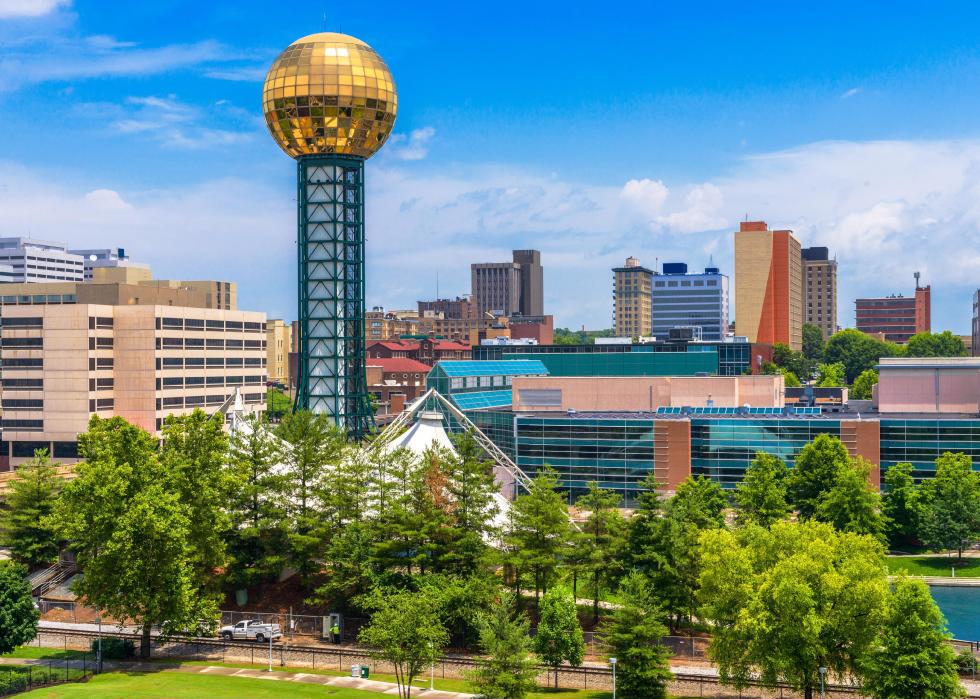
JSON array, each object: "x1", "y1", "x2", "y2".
[
  {"x1": 217, "y1": 610, "x2": 370, "y2": 641},
  {"x1": 0, "y1": 654, "x2": 95, "y2": 696}
]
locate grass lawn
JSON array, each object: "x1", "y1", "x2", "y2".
[
  {"x1": 3, "y1": 647, "x2": 89, "y2": 662},
  {"x1": 18, "y1": 670, "x2": 620, "y2": 698},
  {"x1": 886, "y1": 555, "x2": 980, "y2": 577},
  {"x1": 22, "y1": 671, "x2": 395, "y2": 698}
]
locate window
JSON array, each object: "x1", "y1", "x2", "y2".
[
  {"x1": 185, "y1": 376, "x2": 205, "y2": 387},
  {"x1": 95, "y1": 337, "x2": 113, "y2": 349},
  {"x1": 96, "y1": 358, "x2": 113, "y2": 369},
  {"x1": 1, "y1": 316, "x2": 42, "y2": 328},
  {"x1": 2, "y1": 337, "x2": 42, "y2": 348},
  {"x1": 185, "y1": 395, "x2": 205, "y2": 407},
  {"x1": 161, "y1": 338, "x2": 183, "y2": 349},
  {"x1": 95, "y1": 317, "x2": 113, "y2": 329},
  {"x1": 162, "y1": 357, "x2": 183, "y2": 368},
  {"x1": 225, "y1": 321, "x2": 243, "y2": 331},
  {"x1": 244, "y1": 322, "x2": 262, "y2": 332},
  {"x1": 2, "y1": 399, "x2": 43, "y2": 410},
  {"x1": 226, "y1": 376, "x2": 244, "y2": 386},
  {"x1": 206, "y1": 339, "x2": 224, "y2": 349},
  {"x1": 226, "y1": 339, "x2": 243, "y2": 350},
  {"x1": 226, "y1": 357, "x2": 243, "y2": 367},
  {"x1": 1, "y1": 378, "x2": 43, "y2": 390},
  {"x1": 206, "y1": 320, "x2": 224, "y2": 331},
  {"x1": 161, "y1": 397, "x2": 183, "y2": 409},
  {"x1": 207, "y1": 376, "x2": 225, "y2": 385},
  {"x1": 207, "y1": 357, "x2": 224, "y2": 368},
  {"x1": 161, "y1": 317, "x2": 183, "y2": 330},
  {"x1": 184, "y1": 318, "x2": 204, "y2": 331},
  {"x1": 185, "y1": 338, "x2": 204, "y2": 348},
  {"x1": 162, "y1": 377, "x2": 183, "y2": 388},
  {"x1": 2, "y1": 358, "x2": 43, "y2": 368}
]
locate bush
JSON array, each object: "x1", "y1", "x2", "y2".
[
  {"x1": 956, "y1": 647, "x2": 977, "y2": 674},
  {"x1": 0, "y1": 668, "x2": 30, "y2": 695},
  {"x1": 92, "y1": 636, "x2": 135, "y2": 659}
]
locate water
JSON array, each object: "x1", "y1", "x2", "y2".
[{"x1": 930, "y1": 585, "x2": 980, "y2": 641}]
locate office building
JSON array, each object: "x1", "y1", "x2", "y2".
[
  {"x1": 266, "y1": 319, "x2": 292, "y2": 386},
  {"x1": 69, "y1": 248, "x2": 150, "y2": 282},
  {"x1": 855, "y1": 275, "x2": 931, "y2": 344},
  {"x1": 0, "y1": 302, "x2": 267, "y2": 470},
  {"x1": 801, "y1": 247, "x2": 838, "y2": 339},
  {"x1": 612, "y1": 257, "x2": 653, "y2": 337},
  {"x1": 472, "y1": 249, "x2": 544, "y2": 317},
  {"x1": 417, "y1": 296, "x2": 477, "y2": 320},
  {"x1": 365, "y1": 308, "x2": 420, "y2": 342},
  {"x1": 0, "y1": 237, "x2": 85, "y2": 283},
  {"x1": 651, "y1": 263, "x2": 729, "y2": 341},
  {"x1": 735, "y1": 221, "x2": 803, "y2": 350}
]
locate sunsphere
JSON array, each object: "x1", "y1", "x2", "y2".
[{"x1": 262, "y1": 32, "x2": 397, "y2": 159}]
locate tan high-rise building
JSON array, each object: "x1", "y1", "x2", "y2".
[
  {"x1": 734, "y1": 221, "x2": 803, "y2": 350},
  {"x1": 266, "y1": 319, "x2": 292, "y2": 385},
  {"x1": 612, "y1": 257, "x2": 653, "y2": 337},
  {"x1": 0, "y1": 299, "x2": 267, "y2": 470},
  {"x1": 801, "y1": 247, "x2": 838, "y2": 339}
]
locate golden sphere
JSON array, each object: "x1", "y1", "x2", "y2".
[{"x1": 262, "y1": 32, "x2": 397, "y2": 159}]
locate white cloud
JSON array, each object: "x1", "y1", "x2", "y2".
[
  {"x1": 1, "y1": 137, "x2": 980, "y2": 332},
  {"x1": 104, "y1": 94, "x2": 254, "y2": 150},
  {"x1": 204, "y1": 66, "x2": 268, "y2": 82},
  {"x1": 0, "y1": 0, "x2": 68, "y2": 18},
  {"x1": 841, "y1": 87, "x2": 862, "y2": 99},
  {"x1": 385, "y1": 127, "x2": 436, "y2": 161}
]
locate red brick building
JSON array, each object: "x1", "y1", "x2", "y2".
[
  {"x1": 366, "y1": 338, "x2": 470, "y2": 366},
  {"x1": 366, "y1": 357, "x2": 432, "y2": 417},
  {"x1": 855, "y1": 282, "x2": 931, "y2": 344}
]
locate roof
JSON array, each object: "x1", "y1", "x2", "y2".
[
  {"x1": 434, "y1": 359, "x2": 549, "y2": 377},
  {"x1": 878, "y1": 357, "x2": 980, "y2": 370},
  {"x1": 452, "y1": 389, "x2": 513, "y2": 411},
  {"x1": 433, "y1": 341, "x2": 470, "y2": 351},
  {"x1": 367, "y1": 339, "x2": 469, "y2": 352},
  {"x1": 367, "y1": 358, "x2": 432, "y2": 373}
]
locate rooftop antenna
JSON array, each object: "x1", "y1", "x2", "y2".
[{"x1": 914, "y1": 271, "x2": 921, "y2": 290}]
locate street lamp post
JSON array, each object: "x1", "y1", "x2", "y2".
[
  {"x1": 267, "y1": 631, "x2": 273, "y2": 673},
  {"x1": 429, "y1": 642, "x2": 435, "y2": 690},
  {"x1": 96, "y1": 615, "x2": 102, "y2": 674},
  {"x1": 609, "y1": 657, "x2": 617, "y2": 699},
  {"x1": 818, "y1": 666, "x2": 827, "y2": 699}
]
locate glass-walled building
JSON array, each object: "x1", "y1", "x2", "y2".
[{"x1": 879, "y1": 419, "x2": 980, "y2": 480}]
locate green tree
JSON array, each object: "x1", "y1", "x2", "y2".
[
  {"x1": 918, "y1": 452, "x2": 980, "y2": 559},
  {"x1": 881, "y1": 462, "x2": 920, "y2": 548},
  {"x1": 734, "y1": 452, "x2": 790, "y2": 527},
  {"x1": 276, "y1": 410, "x2": 347, "y2": 581},
  {"x1": 815, "y1": 457, "x2": 887, "y2": 541},
  {"x1": 698, "y1": 520, "x2": 888, "y2": 699},
  {"x1": 860, "y1": 576, "x2": 964, "y2": 699},
  {"x1": 0, "y1": 451, "x2": 61, "y2": 567},
  {"x1": 905, "y1": 331, "x2": 968, "y2": 358},
  {"x1": 0, "y1": 561, "x2": 39, "y2": 654},
  {"x1": 600, "y1": 573, "x2": 672, "y2": 699},
  {"x1": 467, "y1": 593, "x2": 538, "y2": 699},
  {"x1": 52, "y1": 416, "x2": 215, "y2": 658},
  {"x1": 773, "y1": 342, "x2": 814, "y2": 382},
  {"x1": 266, "y1": 388, "x2": 292, "y2": 419},
  {"x1": 802, "y1": 323, "x2": 825, "y2": 361},
  {"x1": 816, "y1": 361, "x2": 846, "y2": 387},
  {"x1": 440, "y1": 433, "x2": 500, "y2": 577},
  {"x1": 359, "y1": 588, "x2": 449, "y2": 699},
  {"x1": 672, "y1": 475, "x2": 727, "y2": 529},
  {"x1": 787, "y1": 434, "x2": 849, "y2": 519},
  {"x1": 823, "y1": 329, "x2": 900, "y2": 383},
  {"x1": 534, "y1": 586, "x2": 585, "y2": 687},
  {"x1": 850, "y1": 369, "x2": 878, "y2": 400},
  {"x1": 505, "y1": 468, "x2": 571, "y2": 602},
  {"x1": 159, "y1": 410, "x2": 231, "y2": 587},
  {"x1": 781, "y1": 368, "x2": 802, "y2": 387},
  {"x1": 576, "y1": 481, "x2": 626, "y2": 624},
  {"x1": 225, "y1": 413, "x2": 287, "y2": 589}
]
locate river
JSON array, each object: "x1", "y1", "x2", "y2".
[{"x1": 931, "y1": 585, "x2": 980, "y2": 642}]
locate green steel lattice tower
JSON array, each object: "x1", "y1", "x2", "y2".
[{"x1": 262, "y1": 32, "x2": 397, "y2": 439}]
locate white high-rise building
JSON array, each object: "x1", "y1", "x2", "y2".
[
  {"x1": 69, "y1": 247, "x2": 149, "y2": 281},
  {"x1": 0, "y1": 237, "x2": 85, "y2": 283},
  {"x1": 651, "y1": 263, "x2": 730, "y2": 342}
]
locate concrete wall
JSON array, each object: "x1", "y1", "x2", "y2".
[
  {"x1": 511, "y1": 375, "x2": 784, "y2": 412},
  {"x1": 877, "y1": 365, "x2": 980, "y2": 413}
]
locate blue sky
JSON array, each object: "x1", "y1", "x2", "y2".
[{"x1": 2, "y1": 1, "x2": 980, "y2": 332}]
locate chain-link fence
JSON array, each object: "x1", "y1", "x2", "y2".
[{"x1": 0, "y1": 653, "x2": 95, "y2": 696}]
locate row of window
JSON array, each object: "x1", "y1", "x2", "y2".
[
  {"x1": 157, "y1": 357, "x2": 266, "y2": 369},
  {"x1": 1, "y1": 378, "x2": 43, "y2": 390},
  {"x1": 156, "y1": 318, "x2": 264, "y2": 333},
  {"x1": 156, "y1": 375, "x2": 265, "y2": 389},
  {"x1": 156, "y1": 337, "x2": 266, "y2": 350},
  {"x1": 155, "y1": 392, "x2": 265, "y2": 411}
]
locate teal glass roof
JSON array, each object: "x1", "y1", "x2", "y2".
[
  {"x1": 436, "y1": 360, "x2": 548, "y2": 377},
  {"x1": 452, "y1": 389, "x2": 513, "y2": 411}
]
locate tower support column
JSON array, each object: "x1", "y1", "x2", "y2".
[{"x1": 295, "y1": 154, "x2": 374, "y2": 438}]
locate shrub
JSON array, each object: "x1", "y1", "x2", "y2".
[
  {"x1": 955, "y1": 647, "x2": 977, "y2": 674},
  {"x1": 92, "y1": 636, "x2": 135, "y2": 659}
]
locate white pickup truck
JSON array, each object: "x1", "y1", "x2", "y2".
[{"x1": 218, "y1": 619, "x2": 283, "y2": 642}]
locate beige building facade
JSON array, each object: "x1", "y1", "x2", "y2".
[
  {"x1": 734, "y1": 221, "x2": 803, "y2": 349},
  {"x1": 266, "y1": 319, "x2": 292, "y2": 386},
  {"x1": 801, "y1": 247, "x2": 838, "y2": 339},
  {"x1": 612, "y1": 257, "x2": 653, "y2": 337},
  {"x1": 0, "y1": 302, "x2": 266, "y2": 469}
]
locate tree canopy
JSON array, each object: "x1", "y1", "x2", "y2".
[
  {"x1": 917, "y1": 452, "x2": 980, "y2": 559},
  {"x1": 0, "y1": 451, "x2": 61, "y2": 567},
  {"x1": 0, "y1": 561, "x2": 39, "y2": 654},
  {"x1": 905, "y1": 331, "x2": 968, "y2": 358},
  {"x1": 823, "y1": 329, "x2": 900, "y2": 383},
  {"x1": 787, "y1": 433, "x2": 849, "y2": 519},
  {"x1": 698, "y1": 520, "x2": 888, "y2": 699},
  {"x1": 850, "y1": 369, "x2": 878, "y2": 400},
  {"x1": 534, "y1": 586, "x2": 584, "y2": 685},
  {"x1": 734, "y1": 452, "x2": 790, "y2": 527}
]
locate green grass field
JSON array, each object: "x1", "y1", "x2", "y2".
[
  {"x1": 886, "y1": 555, "x2": 980, "y2": 577},
  {"x1": 17, "y1": 670, "x2": 618, "y2": 698}
]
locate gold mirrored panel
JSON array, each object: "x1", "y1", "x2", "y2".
[{"x1": 262, "y1": 32, "x2": 397, "y2": 159}]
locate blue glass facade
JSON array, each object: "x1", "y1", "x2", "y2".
[
  {"x1": 690, "y1": 418, "x2": 841, "y2": 488},
  {"x1": 879, "y1": 419, "x2": 980, "y2": 480},
  {"x1": 514, "y1": 415, "x2": 655, "y2": 504}
]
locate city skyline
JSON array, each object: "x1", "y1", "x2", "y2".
[{"x1": 3, "y1": 2, "x2": 980, "y2": 331}]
